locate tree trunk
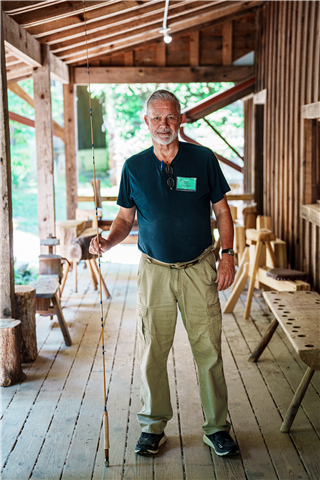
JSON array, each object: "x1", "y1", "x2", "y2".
[
  {"x1": 0, "y1": 319, "x2": 26, "y2": 387},
  {"x1": 14, "y1": 286, "x2": 37, "y2": 363}
]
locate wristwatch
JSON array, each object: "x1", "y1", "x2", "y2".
[{"x1": 221, "y1": 248, "x2": 235, "y2": 257}]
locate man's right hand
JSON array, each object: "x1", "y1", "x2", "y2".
[{"x1": 89, "y1": 236, "x2": 110, "y2": 255}]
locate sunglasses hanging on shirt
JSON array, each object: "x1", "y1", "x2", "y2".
[{"x1": 165, "y1": 163, "x2": 175, "y2": 190}]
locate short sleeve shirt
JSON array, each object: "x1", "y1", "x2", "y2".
[{"x1": 117, "y1": 141, "x2": 230, "y2": 263}]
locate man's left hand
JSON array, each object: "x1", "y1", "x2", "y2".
[{"x1": 215, "y1": 256, "x2": 235, "y2": 291}]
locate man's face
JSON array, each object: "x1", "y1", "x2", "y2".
[{"x1": 144, "y1": 100, "x2": 181, "y2": 146}]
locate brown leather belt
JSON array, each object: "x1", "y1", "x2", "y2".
[{"x1": 142, "y1": 245, "x2": 214, "y2": 270}]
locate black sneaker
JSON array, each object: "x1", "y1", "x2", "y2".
[
  {"x1": 203, "y1": 431, "x2": 238, "y2": 456},
  {"x1": 135, "y1": 432, "x2": 167, "y2": 456}
]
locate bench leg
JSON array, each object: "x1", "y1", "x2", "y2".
[
  {"x1": 60, "y1": 262, "x2": 70, "y2": 297},
  {"x1": 51, "y1": 294, "x2": 72, "y2": 347},
  {"x1": 280, "y1": 366, "x2": 315, "y2": 433},
  {"x1": 87, "y1": 260, "x2": 98, "y2": 290},
  {"x1": 231, "y1": 246, "x2": 249, "y2": 292},
  {"x1": 248, "y1": 318, "x2": 279, "y2": 362},
  {"x1": 73, "y1": 259, "x2": 78, "y2": 293},
  {"x1": 223, "y1": 262, "x2": 249, "y2": 313},
  {"x1": 244, "y1": 240, "x2": 263, "y2": 320},
  {"x1": 91, "y1": 259, "x2": 111, "y2": 299}
]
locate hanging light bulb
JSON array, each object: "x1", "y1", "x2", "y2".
[
  {"x1": 160, "y1": 28, "x2": 172, "y2": 44},
  {"x1": 160, "y1": 0, "x2": 172, "y2": 44}
]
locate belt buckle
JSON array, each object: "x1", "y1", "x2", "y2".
[{"x1": 170, "y1": 261, "x2": 196, "y2": 270}]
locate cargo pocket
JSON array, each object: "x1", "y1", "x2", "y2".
[{"x1": 206, "y1": 301, "x2": 222, "y2": 345}]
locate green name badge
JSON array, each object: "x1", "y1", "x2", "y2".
[{"x1": 176, "y1": 176, "x2": 197, "y2": 191}]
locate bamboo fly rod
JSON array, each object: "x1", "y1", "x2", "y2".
[{"x1": 82, "y1": 1, "x2": 110, "y2": 466}]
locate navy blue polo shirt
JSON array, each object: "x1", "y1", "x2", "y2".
[{"x1": 117, "y1": 141, "x2": 230, "y2": 263}]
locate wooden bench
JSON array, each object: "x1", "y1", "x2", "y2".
[
  {"x1": 31, "y1": 275, "x2": 72, "y2": 347},
  {"x1": 250, "y1": 290, "x2": 320, "y2": 432}
]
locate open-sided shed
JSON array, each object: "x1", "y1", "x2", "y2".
[{"x1": 0, "y1": 2, "x2": 319, "y2": 479}]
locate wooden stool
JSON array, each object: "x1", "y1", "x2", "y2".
[
  {"x1": 32, "y1": 275, "x2": 72, "y2": 346},
  {"x1": 224, "y1": 229, "x2": 310, "y2": 320},
  {"x1": 251, "y1": 291, "x2": 320, "y2": 432},
  {"x1": 69, "y1": 232, "x2": 111, "y2": 299}
]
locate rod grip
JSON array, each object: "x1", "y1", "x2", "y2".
[{"x1": 104, "y1": 411, "x2": 110, "y2": 449}]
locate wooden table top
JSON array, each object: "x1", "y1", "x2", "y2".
[{"x1": 263, "y1": 291, "x2": 320, "y2": 370}]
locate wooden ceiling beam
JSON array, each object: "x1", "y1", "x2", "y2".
[
  {"x1": 62, "y1": 1, "x2": 263, "y2": 64},
  {"x1": 10, "y1": 1, "x2": 114, "y2": 28},
  {"x1": 74, "y1": 65, "x2": 254, "y2": 84},
  {"x1": 27, "y1": 0, "x2": 164, "y2": 39},
  {"x1": 41, "y1": 0, "x2": 202, "y2": 46},
  {"x1": 1, "y1": 1, "x2": 62, "y2": 15},
  {"x1": 50, "y1": 1, "x2": 222, "y2": 54},
  {"x1": 2, "y1": 11, "x2": 69, "y2": 83}
]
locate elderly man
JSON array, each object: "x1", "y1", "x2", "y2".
[{"x1": 90, "y1": 90, "x2": 237, "y2": 457}]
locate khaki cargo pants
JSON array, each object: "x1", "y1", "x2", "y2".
[{"x1": 136, "y1": 247, "x2": 230, "y2": 436}]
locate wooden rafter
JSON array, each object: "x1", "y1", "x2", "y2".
[
  {"x1": 8, "y1": 1, "x2": 114, "y2": 28},
  {"x1": 50, "y1": 1, "x2": 219, "y2": 54},
  {"x1": 57, "y1": 1, "x2": 262, "y2": 65},
  {"x1": 28, "y1": 0, "x2": 166, "y2": 39},
  {"x1": 1, "y1": 1, "x2": 64, "y2": 15}
]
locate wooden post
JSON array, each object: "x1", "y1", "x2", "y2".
[
  {"x1": 254, "y1": 104, "x2": 264, "y2": 215},
  {"x1": 63, "y1": 68, "x2": 78, "y2": 220},
  {"x1": 0, "y1": 11, "x2": 15, "y2": 320},
  {"x1": 0, "y1": 320, "x2": 26, "y2": 387},
  {"x1": 14, "y1": 286, "x2": 37, "y2": 363},
  {"x1": 33, "y1": 44, "x2": 55, "y2": 253}
]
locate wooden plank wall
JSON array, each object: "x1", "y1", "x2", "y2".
[{"x1": 255, "y1": 1, "x2": 320, "y2": 291}]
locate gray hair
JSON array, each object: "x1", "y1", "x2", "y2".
[{"x1": 147, "y1": 90, "x2": 181, "y2": 114}]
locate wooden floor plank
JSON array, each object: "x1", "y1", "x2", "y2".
[
  {"x1": 93, "y1": 266, "x2": 137, "y2": 479},
  {"x1": 30, "y1": 265, "x2": 124, "y2": 480},
  {"x1": 0, "y1": 267, "x2": 87, "y2": 419},
  {"x1": 154, "y1": 347, "x2": 185, "y2": 480},
  {"x1": 173, "y1": 315, "x2": 215, "y2": 480},
  {"x1": 221, "y1": 325, "x2": 279, "y2": 480},
  {"x1": 60, "y1": 265, "x2": 121, "y2": 479},
  {"x1": 254, "y1": 293, "x2": 320, "y2": 395},
  {"x1": 227, "y1": 292, "x2": 320, "y2": 479},
  {"x1": 221, "y1": 306, "x2": 310, "y2": 480},
  {"x1": 0, "y1": 268, "x2": 91, "y2": 473},
  {"x1": 123, "y1": 338, "x2": 155, "y2": 480},
  {"x1": 1, "y1": 263, "x2": 112, "y2": 479},
  {"x1": 236, "y1": 292, "x2": 320, "y2": 433}
]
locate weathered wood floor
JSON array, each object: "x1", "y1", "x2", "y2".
[{"x1": 1, "y1": 261, "x2": 319, "y2": 480}]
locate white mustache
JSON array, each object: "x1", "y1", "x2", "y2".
[{"x1": 156, "y1": 129, "x2": 172, "y2": 134}]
